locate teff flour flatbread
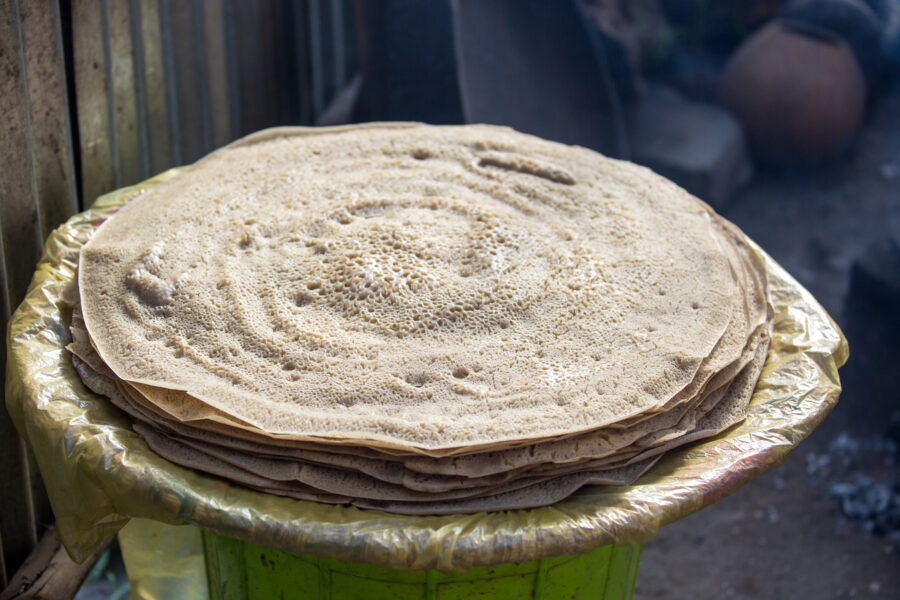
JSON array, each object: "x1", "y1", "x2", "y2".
[{"x1": 70, "y1": 123, "x2": 772, "y2": 513}]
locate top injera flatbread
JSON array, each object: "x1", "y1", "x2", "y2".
[
  {"x1": 104, "y1": 206, "x2": 766, "y2": 455},
  {"x1": 73, "y1": 208, "x2": 763, "y2": 465},
  {"x1": 79, "y1": 123, "x2": 740, "y2": 452}
]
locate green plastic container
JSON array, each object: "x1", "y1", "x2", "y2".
[{"x1": 202, "y1": 530, "x2": 641, "y2": 599}]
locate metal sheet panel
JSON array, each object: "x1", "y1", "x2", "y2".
[
  {"x1": 107, "y1": 0, "x2": 142, "y2": 187},
  {"x1": 72, "y1": 0, "x2": 115, "y2": 206},
  {"x1": 161, "y1": 0, "x2": 210, "y2": 164},
  {"x1": 307, "y1": 0, "x2": 325, "y2": 117},
  {"x1": 10, "y1": 0, "x2": 64, "y2": 552},
  {"x1": 203, "y1": 0, "x2": 232, "y2": 149},
  {"x1": 0, "y1": 1, "x2": 43, "y2": 304},
  {"x1": 133, "y1": 0, "x2": 173, "y2": 176},
  {"x1": 0, "y1": 0, "x2": 75, "y2": 584},
  {"x1": 293, "y1": 0, "x2": 313, "y2": 125},
  {"x1": 18, "y1": 0, "x2": 78, "y2": 240},
  {"x1": 71, "y1": 0, "x2": 345, "y2": 181}
]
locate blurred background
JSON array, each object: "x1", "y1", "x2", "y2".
[{"x1": 1, "y1": 1, "x2": 898, "y2": 598}]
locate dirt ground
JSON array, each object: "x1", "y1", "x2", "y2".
[
  {"x1": 637, "y1": 80, "x2": 900, "y2": 599},
  {"x1": 638, "y1": 439, "x2": 899, "y2": 599}
]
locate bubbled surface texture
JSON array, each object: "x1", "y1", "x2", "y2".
[{"x1": 79, "y1": 124, "x2": 745, "y2": 452}]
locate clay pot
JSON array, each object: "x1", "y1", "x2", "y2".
[{"x1": 720, "y1": 20, "x2": 866, "y2": 164}]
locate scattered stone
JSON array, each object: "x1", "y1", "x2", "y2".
[
  {"x1": 830, "y1": 477, "x2": 894, "y2": 521},
  {"x1": 804, "y1": 431, "x2": 900, "y2": 546},
  {"x1": 831, "y1": 431, "x2": 864, "y2": 465},
  {"x1": 828, "y1": 473, "x2": 900, "y2": 544},
  {"x1": 628, "y1": 84, "x2": 753, "y2": 207},
  {"x1": 806, "y1": 450, "x2": 833, "y2": 477}
]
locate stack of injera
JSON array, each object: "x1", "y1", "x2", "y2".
[{"x1": 67, "y1": 124, "x2": 772, "y2": 514}]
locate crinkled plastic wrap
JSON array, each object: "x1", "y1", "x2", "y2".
[{"x1": 5, "y1": 168, "x2": 848, "y2": 573}]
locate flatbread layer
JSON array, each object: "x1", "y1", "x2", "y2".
[
  {"x1": 69, "y1": 307, "x2": 768, "y2": 494},
  {"x1": 79, "y1": 213, "x2": 754, "y2": 463},
  {"x1": 135, "y1": 423, "x2": 660, "y2": 514},
  {"x1": 68, "y1": 295, "x2": 758, "y2": 480},
  {"x1": 79, "y1": 124, "x2": 738, "y2": 451}
]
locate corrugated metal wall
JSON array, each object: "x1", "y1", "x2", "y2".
[{"x1": 0, "y1": 0, "x2": 355, "y2": 585}]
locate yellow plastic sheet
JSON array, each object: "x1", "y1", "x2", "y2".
[{"x1": 5, "y1": 168, "x2": 847, "y2": 572}]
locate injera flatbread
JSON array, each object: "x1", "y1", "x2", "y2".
[
  {"x1": 67, "y1": 274, "x2": 767, "y2": 484},
  {"x1": 70, "y1": 313, "x2": 768, "y2": 496},
  {"x1": 133, "y1": 423, "x2": 655, "y2": 503},
  {"x1": 69, "y1": 207, "x2": 766, "y2": 463},
  {"x1": 134, "y1": 423, "x2": 661, "y2": 514},
  {"x1": 349, "y1": 458, "x2": 662, "y2": 515},
  {"x1": 68, "y1": 292, "x2": 761, "y2": 481},
  {"x1": 78, "y1": 124, "x2": 741, "y2": 452},
  {"x1": 140, "y1": 209, "x2": 762, "y2": 437}
]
